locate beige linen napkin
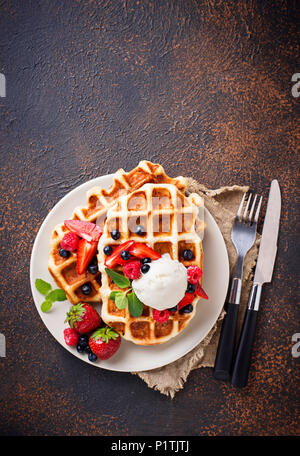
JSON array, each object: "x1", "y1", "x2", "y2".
[{"x1": 132, "y1": 179, "x2": 260, "y2": 397}]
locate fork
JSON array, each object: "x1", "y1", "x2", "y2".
[{"x1": 213, "y1": 192, "x2": 262, "y2": 381}]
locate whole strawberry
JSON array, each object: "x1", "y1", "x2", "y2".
[
  {"x1": 89, "y1": 326, "x2": 121, "y2": 360},
  {"x1": 65, "y1": 303, "x2": 101, "y2": 334}
]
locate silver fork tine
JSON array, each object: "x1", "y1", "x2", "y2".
[
  {"x1": 254, "y1": 195, "x2": 263, "y2": 223},
  {"x1": 242, "y1": 193, "x2": 252, "y2": 222},
  {"x1": 248, "y1": 194, "x2": 258, "y2": 224},
  {"x1": 236, "y1": 193, "x2": 246, "y2": 220}
]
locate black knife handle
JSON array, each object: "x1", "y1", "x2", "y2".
[
  {"x1": 231, "y1": 308, "x2": 258, "y2": 388},
  {"x1": 213, "y1": 302, "x2": 239, "y2": 380}
]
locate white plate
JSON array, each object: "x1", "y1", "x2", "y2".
[{"x1": 30, "y1": 174, "x2": 229, "y2": 372}]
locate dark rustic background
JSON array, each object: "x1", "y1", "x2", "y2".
[{"x1": 0, "y1": 0, "x2": 299, "y2": 436}]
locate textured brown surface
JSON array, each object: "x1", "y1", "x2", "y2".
[{"x1": 0, "y1": 0, "x2": 299, "y2": 436}]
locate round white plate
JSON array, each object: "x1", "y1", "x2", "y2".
[{"x1": 30, "y1": 174, "x2": 229, "y2": 372}]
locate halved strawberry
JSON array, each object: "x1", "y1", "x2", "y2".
[
  {"x1": 64, "y1": 220, "x2": 102, "y2": 243},
  {"x1": 76, "y1": 239, "x2": 97, "y2": 275},
  {"x1": 129, "y1": 242, "x2": 161, "y2": 260},
  {"x1": 104, "y1": 240, "x2": 135, "y2": 269},
  {"x1": 195, "y1": 283, "x2": 209, "y2": 299},
  {"x1": 177, "y1": 292, "x2": 195, "y2": 311}
]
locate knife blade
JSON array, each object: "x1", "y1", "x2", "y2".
[
  {"x1": 231, "y1": 180, "x2": 281, "y2": 388},
  {"x1": 254, "y1": 179, "x2": 281, "y2": 284}
]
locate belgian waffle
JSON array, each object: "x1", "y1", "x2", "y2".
[
  {"x1": 48, "y1": 161, "x2": 187, "y2": 304},
  {"x1": 98, "y1": 183, "x2": 204, "y2": 345}
]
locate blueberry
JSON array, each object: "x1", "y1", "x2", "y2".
[
  {"x1": 179, "y1": 304, "x2": 194, "y2": 314},
  {"x1": 103, "y1": 245, "x2": 113, "y2": 256},
  {"x1": 88, "y1": 352, "x2": 98, "y2": 362},
  {"x1": 141, "y1": 263, "x2": 150, "y2": 274},
  {"x1": 81, "y1": 283, "x2": 92, "y2": 295},
  {"x1": 76, "y1": 344, "x2": 84, "y2": 353},
  {"x1": 59, "y1": 248, "x2": 70, "y2": 258},
  {"x1": 142, "y1": 257, "x2": 152, "y2": 264},
  {"x1": 78, "y1": 335, "x2": 89, "y2": 348},
  {"x1": 85, "y1": 345, "x2": 92, "y2": 354},
  {"x1": 111, "y1": 229, "x2": 121, "y2": 240},
  {"x1": 187, "y1": 283, "x2": 196, "y2": 293},
  {"x1": 120, "y1": 250, "x2": 131, "y2": 260},
  {"x1": 182, "y1": 249, "x2": 194, "y2": 261},
  {"x1": 168, "y1": 305, "x2": 178, "y2": 313},
  {"x1": 135, "y1": 225, "x2": 146, "y2": 236},
  {"x1": 87, "y1": 263, "x2": 98, "y2": 274}
]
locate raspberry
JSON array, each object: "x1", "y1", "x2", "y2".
[
  {"x1": 63, "y1": 328, "x2": 79, "y2": 346},
  {"x1": 187, "y1": 266, "x2": 203, "y2": 284},
  {"x1": 61, "y1": 232, "x2": 80, "y2": 251},
  {"x1": 123, "y1": 260, "x2": 141, "y2": 280},
  {"x1": 153, "y1": 309, "x2": 169, "y2": 323},
  {"x1": 195, "y1": 283, "x2": 208, "y2": 299}
]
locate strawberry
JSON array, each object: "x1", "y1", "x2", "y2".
[
  {"x1": 64, "y1": 220, "x2": 102, "y2": 243},
  {"x1": 177, "y1": 292, "x2": 195, "y2": 311},
  {"x1": 195, "y1": 283, "x2": 209, "y2": 299},
  {"x1": 65, "y1": 303, "x2": 101, "y2": 334},
  {"x1": 89, "y1": 326, "x2": 121, "y2": 360},
  {"x1": 104, "y1": 240, "x2": 135, "y2": 268},
  {"x1": 76, "y1": 239, "x2": 97, "y2": 275},
  {"x1": 153, "y1": 309, "x2": 169, "y2": 323},
  {"x1": 63, "y1": 328, "x2": 79, "y2": 346},
  {"x1": 61, "y1": 232, "x2": 80, "y2": 251},
  {"x1": 129, "y1": 242, "x2": 161, "y2": 260}
]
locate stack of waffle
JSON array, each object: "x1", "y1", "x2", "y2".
[{"x1": 48, "y1": 161, "x2": 204, "y2": 345}]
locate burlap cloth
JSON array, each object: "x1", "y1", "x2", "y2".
[{"x1": 132, "y1": 178, "x2": 260, "y2": 397}]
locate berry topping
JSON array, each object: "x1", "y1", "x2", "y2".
[
  {"x1": 78, "y1": 334, "x2": 89, "y2": 349},
  {"x1": 59, "y1": 248, "x2": 70, "y2": 258},
  {"x1": 153, "y1": 309, "x2": 170, "y2": 323},
  {"x1": 195, "y1": 283, "x2": 209, "y2": 299},
  {"x1": 103, "y1": 245, "x2": 113, "y2": 256},
  {"x1": 77, "y1": 344, "x2": 85, "y2": 353},
  {"x1": 187, "y1": 283, "x2": 196, "y2": 293},
  {"x1": 111, "y1": 229, "x2": 121, "y2": 240},
  {"x1": 129, "y1": 242, "x2": 161, "y2": 260},
  {"x1": 179, "y1": 304, "x2": 194, "y2": 314},
  {"x1": 141, "y1": 263, "x2": 150, "y2": 274},
  {"x1": 64, "y1": 220, "x2": 102, "y2": 243},
  {"x1": 120, "y1": 250, "x2": 131, "y2": 261},
  {"x1": 177, "y1": 292, "x2": 195, "y2": 311},
  {"x1": 104, "y1": 241, "x2": 135, "y2": 268},
  {"x1": 142, "y1": 257, "x2": 152, "y2": 264},
  {"x1": 123, "y1": 260, "x2": 141, "y2": 280},
  {"x1": 87, "y1": 261, "x2": 98, "y2": 274},
  {"x1": 89, "y1": 326, "x2": 121, "y2": 360},
  {"x1": 81, "y1": 283, "x2": 92, "y2": 295},
  {"x1": 135, "y1": 225, "x2": 146, "y2": 236},
  {"x1": 187, "y1": 266, "x2": 203, "y2": 284},
  {"x1": 182, "y1": 249, "x2": 194, "y2": 261},
  {"x1": 168, "y1": 305, "x2": 178, "y2": 313},
  {"x1": 63, "y1": 328, "x2": 79, "y2": 347},
  {"x1": 88, "y1": 352, "x2": 98, "y2": 362},
  {"x1": 65, "y1": 303, "x2": 101, "y2": 334},
  {"x1": 61, "y1": 232, "x2": 80, "y2": 251},
  {"x1": 76, "y1": 239, "x2": 98, "y2": 275}
]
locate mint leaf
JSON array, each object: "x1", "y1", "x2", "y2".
[
  {"x1": 109, "y1": 291, "x2": 124, "y2": 301},
  {"x1": 35, "y1": 279, "x2": 52, "y2": 296},
  {"x1": 127, "y1": 292, "x2": 143, "y2": 317},
  {"x1": 46, "y1": 289, "x2": 67, "y2": 303},
  {"x1": 105, "y1": 268, "x2": 131, "y2": 289},
  {"x1": 115, "y1": 293, "x2": 128, "y2": 310},
  {"x1": 91, "y1": 326, "x2": 119, "y2": 343},
  {"x1": 41, "y1": 300, "x2": 52, "y2": 313}
]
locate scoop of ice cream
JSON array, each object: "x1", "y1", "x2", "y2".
[{"x1": 132, "y1": 254, "x2": 188, "y2": 311}]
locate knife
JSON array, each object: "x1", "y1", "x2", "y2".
[{"x1": 231, "y1": 180, "x2": 281, "y2": 388}]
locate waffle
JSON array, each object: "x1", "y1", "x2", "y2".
[
  {"x1": 48, "y1": 161, "x2": 187, "y2": 304},
  {"x1": 98, "y1": 183, "x2": 204, "y2": 345}
]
